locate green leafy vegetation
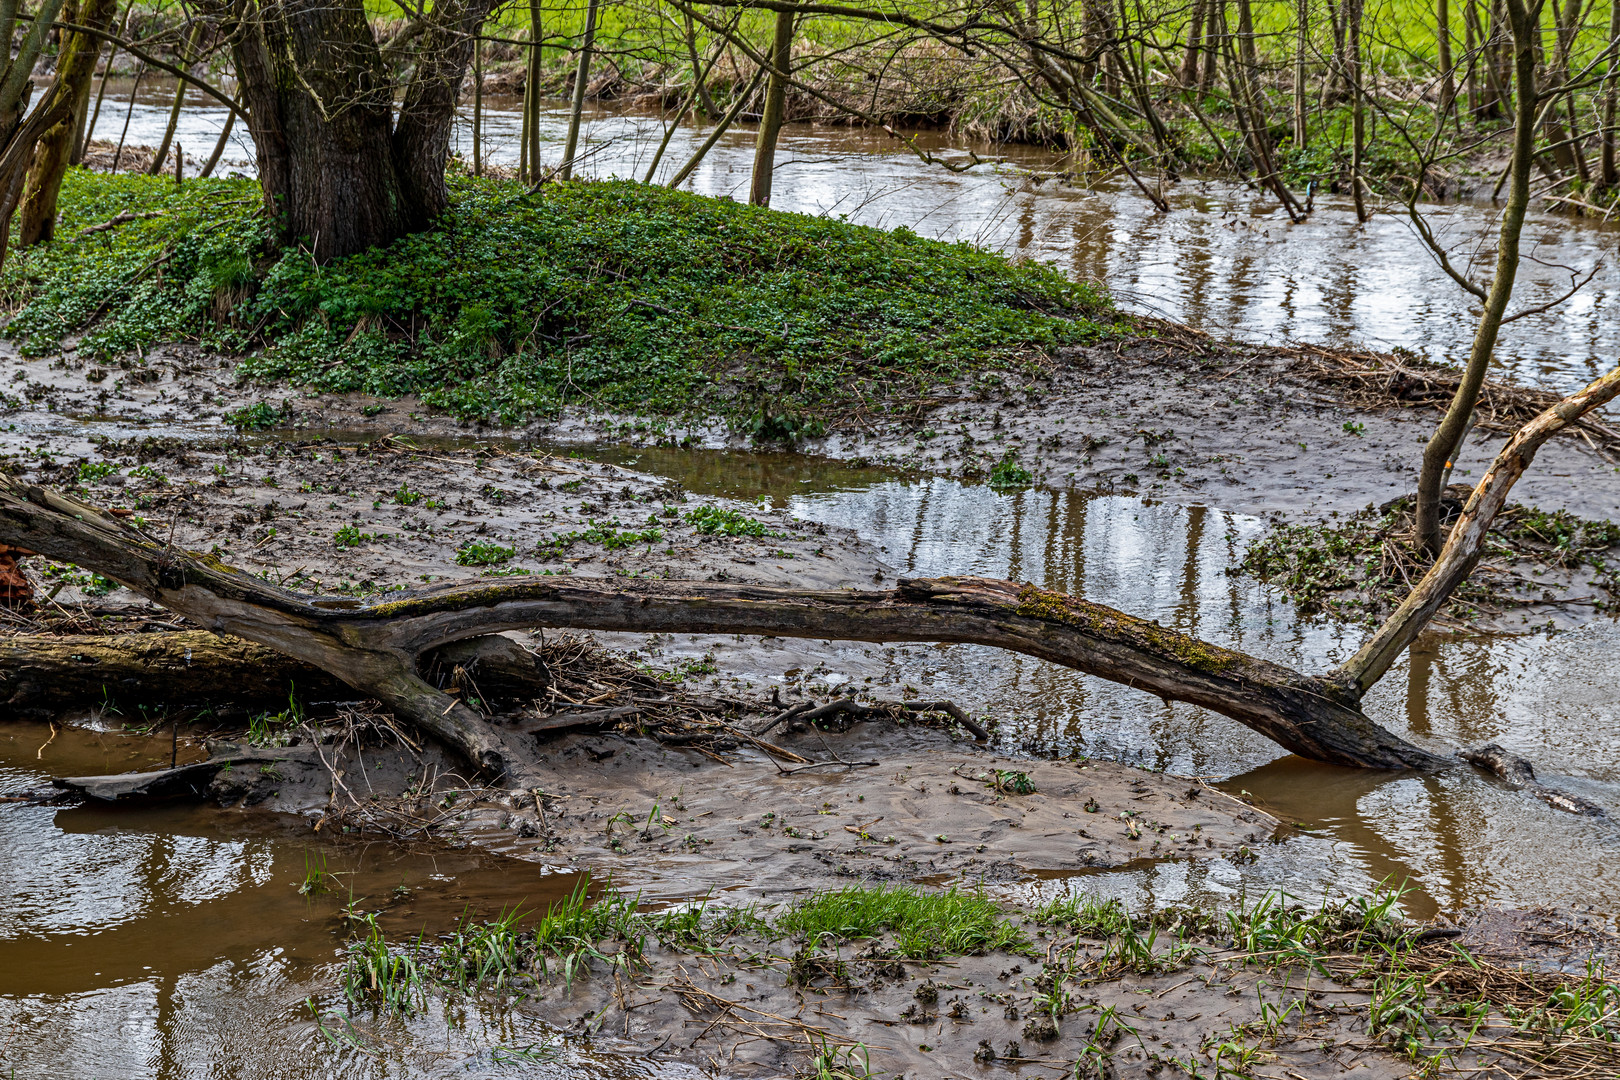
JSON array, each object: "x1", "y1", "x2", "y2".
[
  {"x1": 225, "y1": 400, "x2": 290, "y2": 430},
  {"x1": 454, "y1": 539, "x2": 517, "y2": 566},
  {"x1": 2, "y1": 172, "x2": 1123, "y2": 430},
  {"x1": 987, "y1": 453, "x2": 1034, "y2": 490},
  {"x1": 776, "y1": 884, "x2": 1030, "y2": 959},
  {"x1": 684, "y1": 504, "x2": 785, "y2": 538},
  {"x1": 537, "y1": 518, "x2": 664, "y2": 557},
  {"x1": 1239, "y1": 497, "x2": 1620, "y2": 624}
]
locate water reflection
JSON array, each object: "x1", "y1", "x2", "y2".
[
  {"x1": 93, "y1": 79, "x2": 1620, "y2": 393},
  {"x1": 0, "y1": 720, "x2": 678, "y2": 1079},
  {"x1": 597, "y1": 444, "x2": 1620, "y2": 917}
]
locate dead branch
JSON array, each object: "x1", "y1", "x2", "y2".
[{"x1": 0, "y1": 474, "x2": 1440, "y2": 776}]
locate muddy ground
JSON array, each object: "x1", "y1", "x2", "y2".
[{"x1": 5, "y1": 334, "x2": 1620, "y2": 1076}]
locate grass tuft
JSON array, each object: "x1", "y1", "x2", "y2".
[{"x1": 777, "y1": 883, "x2": 1029, "y2": 959}]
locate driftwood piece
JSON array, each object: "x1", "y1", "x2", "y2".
[
  {"x1": 0, "y1": 474, "x2": 1441, "y2": 776},
  {"x1": 0, "y1": 629, "x2": 550, "y2": 715},
  {"x1": 53, "y1": 745, "x2": 319, "y2": 800}
]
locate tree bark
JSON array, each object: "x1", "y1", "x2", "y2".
[
  {"x1": 199, "y1": 97, "x2": 236, "y2": 178},
  {"x1": 1181, "y1": 0, "x2": 1209, "y2": 86},
  {"x1": 526, "y1": 0, "x2": 542, "y2": 176},
  {"x1": 749, "y1": 7, "x2": 795, "y2": 207},
  {"x1": 226, "y1": 0, "x2": 493, "y2": 262},
  {"x1": 560, "y1": 0, "x2": 599, "y2": 182},
  {"x1": 0, "y1": 629, "x2": 551, "y2": 715},
  {"x1": 1438, "y1": 0, "x2": 1457, "y2": 121},
  {"x1": 147, "y1": 19, "x2": 204, "y2": 175},
  {"x1": 81, "y1": 1, "x2": 129, "y2": 152},
  {"x1": 1415, "y1": 0, "x2": 1541, "y2": 554},
  {"x1": 1340, "y1": 364, "x2": 1620, "y2": 692},
  {"x1": 1347, "y1": 0, "x2": 1370, "y2": 222},
  {"x1": 0, "y1": 477, "x2": 1442, "y2": 776},
  {"x1": 16, "y1": 0, "x2": 115, "y2": 245},
  {"x1": 1295, "y1": 0, "x2": 1309, "y2": 148},
  {"x1": 1605, "y1": 0, "x2": 1620, "y2": 185}
]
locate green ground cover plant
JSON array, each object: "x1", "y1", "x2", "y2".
[{"x1": 1, "y1": 171, "x2": 1124, "y2": 430}]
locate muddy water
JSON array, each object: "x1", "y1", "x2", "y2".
[
  {"x1": 0, "y1": 720, "x2": 700, "y2": 1079},
  {"x1": 593, "y1": 444, "x2": 1620, "y2": 920},
  {"x1": 97, "y1": 79, "x2": 1620, "y2": 392}
]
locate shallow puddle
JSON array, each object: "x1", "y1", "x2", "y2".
[{"x1": 0, "y1": 720, "x2": 701, "y2": 1078}]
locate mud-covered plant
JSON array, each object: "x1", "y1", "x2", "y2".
[
  {"x1": 987, "y1": 453, "x2": 1033, "y2": 490},
  {"x1": 991, "y1": 769, "x2": 1037, "y2": 795},
  {"x1": 1239, "y1": 497, "x2": 1620, "y2": 624},
  {"x1": 1033, "y1": 894, "x2": 1129, "y2": 937},
  {"x1": 75, "y1": 460, "x2": 117, "y2": 483},
  {"x1": 224, "y1": 400, "x2": 290, "y2": 430}
]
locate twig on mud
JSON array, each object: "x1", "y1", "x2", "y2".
[{"x1": 757, "y1": 695, "x2": 989, "y2": 740}]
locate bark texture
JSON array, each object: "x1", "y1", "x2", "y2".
[
  {"x1": 17, "y1": 0, "x2": 116, "y2": 245},
  {"x1": 227, "y1": 0, "x2": 495, "y2": 261}
]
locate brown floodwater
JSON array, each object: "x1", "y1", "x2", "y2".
[
  {"x1": 0, "y1": 720, "x2": 705, "y2": 1079},
  {"x1": 99, "y1": 79, "x2": 1620, "y2": 393}
]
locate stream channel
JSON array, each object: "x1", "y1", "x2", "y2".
[{"x1": 3, "y1": 85, "x2": 1620, "y2": 1077}]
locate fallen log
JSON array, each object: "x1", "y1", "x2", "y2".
[
  {"x1": 0, "y1": 629, "x2": 552, "y2": 715},
  {"x1": 0, "y1": 475, "x2": 1440, "y2": 776},
  {"x1": 53, "y1": 745, "x2": 319, "y2": 801}
]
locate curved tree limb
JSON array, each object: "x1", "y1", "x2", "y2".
[
  {"x1": 0, "y1": 476, "x2": 1440, "y2": 776},
  {"x1": 1335, "y1": 363, "x2": 1620, "y2": 694}
]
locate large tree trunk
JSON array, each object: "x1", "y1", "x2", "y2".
[{"x1": 227, "y1": 0, "x2": 491, "y2": 262}]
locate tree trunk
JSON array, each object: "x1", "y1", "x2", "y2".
[
  {"x1": 199, "y1": 101, "x2": 236, "y2": 178},
  {"x1": 560, "y1": 0, "x2": 599, "y2": 182},
  {"x1": 526, "y1": 0, "x2": 543, "y2": 177},
  {"x1": 81, "y1": 1, "x2": 129, "y2": 152},
  {"x1": 229, "y1": 0, "x2": 491, "y2": 262},
  {"x1": 749, "y1": 8, "x2": 794, "y2": 207},
  {"x1": 1438, "y1": 0, "x2": 1457, "y2": 121},
  {"x1": 0, "y1": 629, "x2": 552, "y2": 715},
  {"x1": 1606, "y1": 0, "x2": 1620, "y2": 185},
  {"x1": 472, "y1": 34, "x2": 483, "y2": 176},
  {"x1": 0, "y1": 478, "x2": 1445, "y2": 777},
  {"x1": 1464, "y1": 0, "x2": 1482, "y2": 116},
  {"x1": 1340, "y1": 364, "x2": 1620, "y2": 691},
  {"x1": 17, "y1": 0, "x2": 116, "y2": 246},
  {"x1": 1349, "y1": 0, "x2": 1369, "y2": 222},
  {"x1": 1415, "y1": 0, "x2": 1541, "y2": 554},
  {"x1": 147, "y1": 19, "x2": 203, "y2": 175},
  {"x1": 683, "y1": 7, "x2": 718, "y2": 116},
  {"x1": 1181, "y1": 0, "x2": 1209, "y2": 86},
  {"x1": 666, "y1": 64, "x2": 766, "y2": 188},
  {"x1": 1295, "y1": 0, "x2": 1309, "y2": 147}
]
